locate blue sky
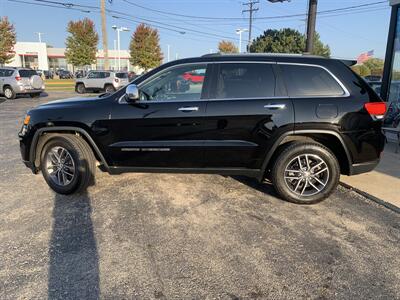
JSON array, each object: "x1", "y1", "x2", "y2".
[{"x1": 0, "y1": 0, "x2": 391, "y2": 61}]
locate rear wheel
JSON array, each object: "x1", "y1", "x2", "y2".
[
  {"x1": 271, "y1": 142, "x2": 340, "y2": 204},
  {"x1": 76, "y1": 83, "x2": 86, "y2": 94},
  {"x1": 104, "y1": 84, "x2": 115, "y2": 93},
  {"x1": 3, "y1": 86, "x2": 16, "y2": 99},
  {"x1": 40, "y1": 135, "x2": 96, "y2": 194}
]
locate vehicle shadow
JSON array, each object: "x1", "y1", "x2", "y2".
[
  {"x1": 48, "y1": 170, "x2": 99, "y2": 299},
  {"x1": 230, "y1": 175, "x2": 278, "y2": 197}
]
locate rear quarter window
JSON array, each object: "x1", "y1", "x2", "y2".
[
  {"x1": 280, "y1": 64, "x2": 345, "y2": 97},
  {"x1": 18, "y1": 70, "x2": 38, "y2": 78},
  {"x1": 0, "y1": 69, "x2": 14, "y2": 77},
  {"x1": 116, "y1": 72, "x2": 128, "y2": 79}
]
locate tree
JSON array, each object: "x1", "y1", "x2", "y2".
[
  {"x1": 218, "y1": 40, "x2": 238, "y2": 53},
  {"x1": 0, "y1": 17, "x2": 17, "y2": 65},
  {"x1": 65, "y1": 18, "x2": 99, "y2": 68},
  {"x1": 351, "y1": 64, "x2": 371, "y2": 77},
  {"x1": 249, "y1": 28, "x2": 330, "y2": 57},
  {"x1": 363, "y1": 58, "x2": 384, "y2": 75},
  {"x1": 129, "y1": 24, "x2": 163, "y2": 71}
]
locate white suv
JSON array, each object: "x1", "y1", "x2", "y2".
[
  {"x1": 75, "y1": 71, "x2": 129, "y2": 94},
  {"x1": 0, "y1": 68, "x2": 45, "y2": 99}
]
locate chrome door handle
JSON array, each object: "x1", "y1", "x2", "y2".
[
  {"x1": 264, "y1": 104, "x2": 286, "y2": 110},
  {"x1": 178, "y1": 106, "x2": 199, "y2": 112}
]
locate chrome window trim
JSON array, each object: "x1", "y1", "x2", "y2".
[{"x1": 118, "y1": 60, "x2": 350, "y2": 104}]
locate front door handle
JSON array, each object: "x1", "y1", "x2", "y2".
[
  {"x1": 178, "y1": 106, "x2": 199, "y2": 112},
  {"x1": 264, "y1": 104, "x2": 286, "y2": 110}
]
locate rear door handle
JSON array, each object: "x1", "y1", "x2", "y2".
[
  {"x1": 178, "y1": 106, "x2": 199, "y2": 112},
  {"x1": 264, "y1": 104, "x2": 286, "y2": 110}
]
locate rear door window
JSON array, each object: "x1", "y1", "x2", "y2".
[
  {"x1": 18, "y1": 70, "x2": 38, "y2": 78},
  {"x1": 214, "y1": 63, "x2": 276, "y2": 99},
  {"x1": 280, "y1": 64, "x2": 345, "y2": 97}
]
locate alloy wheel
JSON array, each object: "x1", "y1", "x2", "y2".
[
  {"x1": 45, "y1": 146, "x2": 76, "y2": 186},
  {"x1": 284, "y1": 154, "x2": 329, "y2": 197},
  {"x1": 4, "y1": 88, "x2": 13, "y2": 99}
]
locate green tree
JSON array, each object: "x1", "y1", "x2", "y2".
[
  {"x1": 351, "y1": 64, "x2": 371, "y2": 77},
  {"x1": 363, "y1": 58, "x2": 384, "y2": 75},
  {"x1": 0, "y1": 17, "x2": 17, "y2": 65},
  {"x1": 65, "y1": 18, "x2": 99, "y2": 67},
  {"x1": 218, "y1": 40, "x2": 238, "y2": 53},
  {"x1": 129, "y1": 24, "x2": 163, "y2": 71},
  {"x1": 249, "y1": 28, "x2": 330, "y2": 57}
]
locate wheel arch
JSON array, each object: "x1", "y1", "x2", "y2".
[
  {"x1": 30, "y1": 126, "x2": 109, "y2": 172},
  {"x1": 260, "y1": 130, "x2": 353, "y2": 180}
]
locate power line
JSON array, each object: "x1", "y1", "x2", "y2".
[{"x1": 121, "y1": 0, "x2": 388, "y2": 21}]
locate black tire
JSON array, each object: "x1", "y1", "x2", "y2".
[
  {"x1": 29, "y1": 93, "x2": 41, "y2": 98},
  {"x1": 40, "y1": 135, "x2": 96, "y2": 194},
  {"x1": 76, "y1": 83, "x2": 86, "y2": 94},
  {"x1": 271, "y1": 141, "x2": 340, "y2": 204},
  {"x1": 3, "y1": 86, "x2": 16, "y2": 99},
  {"x1": 104, "y1": 84, "x2": 115, "y2": 93}
]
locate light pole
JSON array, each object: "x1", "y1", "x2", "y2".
[
  {"x1": 35, "y1": 32, "x2": 44, "y2": 43},
  {"x1": 112, "y1": 25, "x2": 130, "y2": 71},
  {"x1": 167, "y1": 44, "x2": 170, "y2": 62},
  {"x1": 236, "y1": 28, "x2": 248, "y2": 53},
  {"x1": 113, "y1": 40, "x2": 117, "y2": 70}
]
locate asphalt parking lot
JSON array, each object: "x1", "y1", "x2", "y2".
[{"x1": 0, "y1": 91, "x2": 399, "y2": 299}]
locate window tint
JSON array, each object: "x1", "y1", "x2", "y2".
[
  {"x1": 215, "y1": 63, "x2": 275, "y2": 99},
  {"x1": 0, "y1": 69, "x2": 14, "y2": 77},
  {"x1": 18, "y1": 70, "x2": 38, "y2": 78},
  {"x1": 280, "y1": 65, "x2": 345, "y2": 97},
  {"x1": 116, "y1": 72, "x2": 128, "y2": 79},
  {"x1": 140, "y1": 64, "x2": 207, "y2": 101},
  {"x1": 103, "y1": 72, "x2": 110, "y2": 78}
]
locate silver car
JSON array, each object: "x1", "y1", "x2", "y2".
[
  {"x1": 75, "y1": 71, "x2": 129, "y2": 94},
  {"x1": 0, "y1": 67, "x2": 45, "y2": 99}
]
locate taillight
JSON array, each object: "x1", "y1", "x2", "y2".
[
  {"x1": 114, "y1": 78, "x2": 119, "y2": 83},
  {"x1": 15, "y1": 76, "x2": 21, "y2": 81},
  {"x1": 364, "y1": 102, "x2": 386, "y2": 119}
]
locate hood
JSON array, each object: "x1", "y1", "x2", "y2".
[{"x1": 39, "y1": 96, "x2": 100, "y2": 107}]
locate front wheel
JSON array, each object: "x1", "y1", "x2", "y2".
[
  {"x1": 271, "y1": 142, "x2": 340, "y2": 204},
  {"x1": 104, "y1": 85, "x2": 115, "y2": 93},
  {"x1": 40, "y1": 135, "x2": 96, "y2": 194}
]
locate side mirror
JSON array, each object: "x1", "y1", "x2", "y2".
[{"x1": 125, "y1": 84, "x2": 139, "y2": 102}]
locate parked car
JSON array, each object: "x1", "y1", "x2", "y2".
[
  {"x1": 19, "y1": 54, "x2": 386, "y2": 204},
  {"x1": 74, "y1": 70, "x2": 88, "y2": 79},
  {"x1": 182, "y1": 70, "x2": 205, "y2": 83},
  {"x1": 0, "y1": 67, "x2": 44, "y2": 99},
  {"x1": 43, "y1": 70, "x2": 53, "y2": 80},
  {"x1": 58, "y1": 70, "x2": 73, "y2": 79},
  {"x1": 365, "y1": 80, "x2": 382, "y2": 95},
  {"x1": 75, "y1": 71, "x2": 129, "y2": 94},
  {"x1": 128, "y1": 71, "x2": 139, "y2": 82}
]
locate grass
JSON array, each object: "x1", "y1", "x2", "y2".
[{"x1": 44, "y1": 79, "x2": 75, "y2": 91}]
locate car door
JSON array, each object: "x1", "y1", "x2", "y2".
[
  {"x1": 203, "y1": 62, "x2": 294, "y2": 169},
  {"x1": 107, "y1": 63, "x2": 212, "y2": 168}
]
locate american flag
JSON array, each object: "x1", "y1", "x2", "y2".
[{"x1": 356, "y1": 50, "x2": 374, "y2": 64}]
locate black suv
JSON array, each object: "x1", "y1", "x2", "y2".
[{"x1": 19, "y1": 54, "x2": 386, "y2": 204}]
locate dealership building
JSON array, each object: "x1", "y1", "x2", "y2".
[{"x1": 5, "y1": 42, "x2": 136, "y2": 72}]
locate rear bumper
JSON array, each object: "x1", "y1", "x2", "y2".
[
  {"x1": 15, "y1": 86, "x2": 44, "y2": 94},
  {"x1": 349, "y1": 159, "x2": 380, "y2": 175}
]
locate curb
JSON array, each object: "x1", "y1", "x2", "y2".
[{"x1": 339, "y1": 182, "x2": 400, "y2": 214}]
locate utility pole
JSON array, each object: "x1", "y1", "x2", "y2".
[
  {"x1": 35, "y1": 32, "x2": 43, "y2": 43},
  {"x1": 100, "y1": 0, "x2": 109, "y2": 70},
  {"x1": 305, "y1": 0, "x2": 318, "y2": 54},
  {"x1": 242, "y1": 0, "x2": 259, "y2": 50}
]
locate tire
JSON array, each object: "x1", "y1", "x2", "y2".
[
  {"x1": 29, "y1": 93, "x2": 41, "y2": 98},
  {"x1": 271, "y1": 141, "x2": 340, "y2": 204},
  {"x1": 40, "y1": 135, "x2": 96, "y2": 194},
  {"x1": 76, "y1": 83, "x2": 86, "y2": 94},
  {"x1": 104, "y1": 84, "x2": 115, "y2": 93},
  {"x1": 3, "y1": 86, "x2": 16, "y2": 99}
]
